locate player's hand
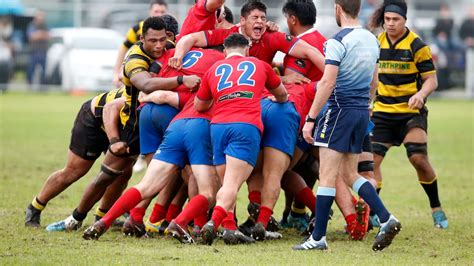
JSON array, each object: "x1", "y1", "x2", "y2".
[
  {"x1": 302, "y1": 122, "x2": 315, "y2": 144},
  {"x1": 408, "y1": 92, "x2": 424, "y2": 110},
  {"x1": 109, "y1": 141, "x2": 129, "y2": 156},
  {"x1": 112, "y1": 72, "x2": 122, "y2": 88},
  {"x1": 281, "y1": 73, "x2": 311, "y2": 85},
  {"x1": 183, "y1": 75, "x2": 201, "y2": 92},
  {"x1": 138, "y1": 92, "x2": 148, "y2": 103},
  {"x1": 266, "y1": 21, "x2": 279, "y2": 32},
  {"x1": 168, "y1": 57, "x2": 183, "y2": 70}
]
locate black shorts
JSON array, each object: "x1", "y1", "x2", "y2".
[
  {"x1": 362, "y1": 134, "x2": 373, "y2": 153},
  {"x1": 69, "y1": 100, "x2": 109, "y2": 160},
  {"x1": 120, "y1": 122, "x2": 140, "y2": 156},
  {"x1": 371, "y1": 109, "x2": 428, "y2": 146}
]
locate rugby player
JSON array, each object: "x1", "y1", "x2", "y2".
[
  {"x1": 295, "y1": 0, "x2": 401, "y2": 251},
  {"x1": 24, "y1": 88, "x2": 130, "y2": 228},
  {"x1": 45, "y1": 17, "x2": 170, "y2": 232},
  {"x1": 194, "y1": 33, "x2": 288, "y2": 245},
  {"x1": 113, "y1": 0, "x2": 169, "y2": 87},
  {"x1": 83, "y1": 48, "x2": 226, "y2": 241},
  {"x1": 370, "y1": 0, "x2": 448, "y2": 229}
]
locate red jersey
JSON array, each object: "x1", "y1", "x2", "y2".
[
  {"x1": 302, "y1": 81, "x2": 318, "y2": 120},
  {"x1": 172, "y1": 94, "x2": 214, "y2": 122},
  {"x1": 261, "y1": 83, "x2": 306, "y2": 129},
  {"x1": 197, "y1": 55, "x2": 281, "y2": 132},
  {"x1": 205, "y1": 26, "x2": 300, "y2": 64},
  {"x1": 177, "y1": 0, "x2": 217, "y2": 42},
  {"x1": 284, "y1": 28, "x2": 326, "y2": 82},
  {"x1": 157, "y1": 48, "x2": 225, "y2": 108}
]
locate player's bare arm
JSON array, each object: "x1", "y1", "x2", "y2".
[
  {"x1": 268, "y1": 83, "x2": 289, "y2": 103},
  {"x1": 302, "y1": 64, "x2": 339, "y2": 144},
  {"x1": 408, "y1": 73, "x2": 437, "y2": 110},
  {"x1": 131, "y1": 71, "x2": 201, "y2": 94},
  {"x1": 169, "y1": 32, "x2": 208, "y2": 69},
  {"x1": 206, "y1": 0, "x2": 225, "y2": 12},
  {"x1": 194, "y1": 97, "x2": 213, "y2": 112}
]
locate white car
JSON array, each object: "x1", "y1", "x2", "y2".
[{"x1": 45, "y1": 27, "x2": 122, "y2": 91}]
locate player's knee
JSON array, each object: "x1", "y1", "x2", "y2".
[
  {"x1": 358, "y1": 160, "x2": 374, "y2": 173},
  {"x1": 372, "y1": 143, "x2": 389, "y2": 157},
  {"x1": 405, "y1": 142, "x2": 427, "y2": 158},
  {"x1": 95, "y1": 164, "x2": 124, "y2": 186}
]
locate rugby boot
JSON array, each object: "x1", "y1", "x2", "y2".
[
  {"x1": 200, "y1": 220, "x2": 216, "y2": 245},
  {"x1": 432, "y1": 210, "x2": 448, "y2": 229},
  {"x1": 372, "y1": 215, "x2": 402, "y2": 251},
  {"x1": 264, "y1": 230, "x2": 283, "y2": 240},
  {"x1": 46, "y1": 215, "x2": 82, "y2": 232},
  {"x1": 145, "y1": 219, "x2": 169, "y2": 236},
  {"x1": 25, "y1": 204, "x2": 41, "y2": 228},
  {"x1": 292, "y1": 235, "x2": 328, "y2": 251},
  {"x1": 238, "y1": 217, "x2": 255, "y2": 237},
  {"x1": 368, "y1": 214, "x2": 380, "y2": 232},
  {"x1": 166, "y1": 221, "x2": 194, "y2": 244},
  {"x1": 287, "y1": 212, "x2": 309, "y2": 233},
  {"x1": 247, "y1": 202, "x2": 281, "y2": 232},
  {"x1": 82, "y1": 220, "x2": 107, "y2": 240},
  {"x1": 222, "y1": 229, "x2": 256, "y2": 245},
  {"x1": 350, "y1": 198, "x2": 370, "y2": 240},
  {"x1": 122, "y1": 216, "x2": 146, "y2": 238},
  {"x1": 251, "y1": 222, "x2": 266, "y2": 241},
  {"x1": 94, "y1": 215, "x2": 125, "y2": 231}
]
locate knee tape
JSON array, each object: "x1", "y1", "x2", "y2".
[
  {"x1": 404, "y1": 142, "x2": 427, "y2": 157},
  {"x1": 372, "y1": 143, "x2": 389, "y2": 157},
  {"x1": 100, "y1": 164, "x2": 124, "y2": 177},
  {"x1": 358, "y1": 160, "x2": 374, "y2": 173}
]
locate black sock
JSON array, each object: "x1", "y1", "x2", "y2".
[
  {"x1": 421, "y1": 179, "x2": 441, "y2": 208},
  {"x1": 376, "y1": 187, "x2": 381, "y2": 194},
  {"x1": 72, "y1": 208, "x2": 87, "y2": 222}
]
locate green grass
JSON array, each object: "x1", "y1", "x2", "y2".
[{"x1": 0, "y1": 92, "x2": 473, "y2": 265}]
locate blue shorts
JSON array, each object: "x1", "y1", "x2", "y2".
[
  {"x1": 153, "y1": 118, "x2": 213, "y2": 168},
  {"x1": 139, "y1": 103, "x2": 179, "y2": 155},
  {"x1": 314, "y1": 107, "x2": 369, "y2": 153},
  {"x1": 211, "y1": 123, "x2": 261, "y2": 167},
  {"x1": 260, "y1": 99, "x2": 300, "y2": 157}
]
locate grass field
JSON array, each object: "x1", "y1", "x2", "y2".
[{"x1": 0, "y1": 92, "x2": 473, "y2": 265}]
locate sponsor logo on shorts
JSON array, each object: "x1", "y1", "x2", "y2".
[
  {"x1": 155, "y1": 149, "x2": 161, "y2": 154},
  {"x1": 86, "y1": 152, "x2": 97, "y2": 157},
  {"x1": 320, "y1": 108, "x2": 332, "y2": 139},
  {"x1": 218, "y1": 91, "x2": 254, "y2": 102}
]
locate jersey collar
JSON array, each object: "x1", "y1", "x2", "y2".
[
  {"x1": 225, "y1": 52, "x2": 245, "y2": 59},
  {"x1": 297, "y1": 27, "x2": 318, "y2": 38}
]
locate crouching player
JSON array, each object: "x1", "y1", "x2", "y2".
[{"x1": 193, "y1": 33, "x2": 288, "y2": 245}]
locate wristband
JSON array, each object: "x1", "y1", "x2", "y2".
[
  {"x1": 109, "y1": 137, "x2": 121, "y2": 144},
  {"x1": 177, "y1": 75, "x2": 184, "y2": 85},
  {"x1": 305, "y1": 115, "x2": 316, "y2": 123}
]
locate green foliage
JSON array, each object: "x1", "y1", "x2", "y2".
[{"x1": 0, "y1": 92, "x2": 473, "y2": 264}]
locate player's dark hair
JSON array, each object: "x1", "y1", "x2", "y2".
[
  {"x1": 282, "y1": 0, "x2": 317, "y2": 26},
  {"x1": 224, "y1": 33, "x2": 250, "y2": 49},
  {"x1": 370, "y1": 0, "x2": 407, "y2": 30},
  {"x1": 241, "y1": 0, "x2": 267, "y2": 18},
  {"x1": 160, "y1": 14, "x2": 179, "y2": 36},
  {"x1": 150, "y1": 0, "x2": 167, "y2": 8},
  {"x1": 142, "y1": 16, "x2": 166, "y2": 36},
  {"x1": 220, "y1": 6, "x2": 234, "y2": 24},
  {"x1": 335, "y1": 0, "x2": 361, "y2": 19}
]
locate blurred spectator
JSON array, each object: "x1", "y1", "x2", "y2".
[
  {"x1": 0, "y1": 15, "x2": 14, "y2": 92},
  {"x1": 150, "y1": 0, "x2": 168, "y2": 17},
  {"x1": 26, "y1": 9, "x2": 49, "y2": 87},
  {"x1": 460, "y1": 7, "x2": 474, "y2": 48},
  {"x1": 360, "y1": 0, "x2": 379, "y2": 29},
  {"x1": 433, "y1": 3, "x2": 455, "y2": 51}
]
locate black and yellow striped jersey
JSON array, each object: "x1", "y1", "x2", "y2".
[
  {"x1": 374, "y1": 29, "x2": 436, "y2": 115},
  {"x1": 120, "y1": 43, "x2": 155, "y2": 129},
  {"x1": 123, "y1": 21, "x2": 144, "y2": 49},
  {"x1": 93, "y1": 86, "x2": 125, "y2": 118}
]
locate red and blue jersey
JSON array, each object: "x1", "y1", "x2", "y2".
[
  {"x1": 177, "y1": 0, "x2": 217, "y2": 42},
  {"x1": 197, "y1": 55, "x2": 281, "y2": 132},
  {"x1": 284, "y1": 28, "x2": 326, "y2": 82},
  {"x1": 205, "y1": 27, "x2": 299, "y2": 64},
  {"x1": 172, "y1": 94, "x2": 214, "y2": 122}
]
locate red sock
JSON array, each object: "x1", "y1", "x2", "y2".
[
  {"x1": 221, "y1": 212, "x2": 238, "y2": 230},
  {"x1": 295, "y1": 187, "x2": 316, "y2": 212},
  {"x1": 130, "y1": 207, "x2": 146, "y2": 224},
  {"x1": 149, "y1": 203, "x2": 167, "y2": 223},
  {"x1": 194, "y1": 212, "x2": 208, "y2": 228},
  {"x1": 174, "y1": 195, "x2": 209, "y2": 228},
  {"x1": 210, "y1": 206, "x2": 227, "y2": 229},
  {"x1": 248, "y1": 191, "x2": 261, "y2": 205},
  {"x1": 165, "y1": 204, "x2": 182, "y2": 222},
  {"x1": 102, "y1": 188, "x2": 142, "y2": 228},
  {"x1": 256, "y1": 205, "x2": 273, "y2": 229}
]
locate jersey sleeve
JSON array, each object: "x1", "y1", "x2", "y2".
[
  {"x1": 270, "y1": 32, "x2": 300, "y2": 55},
  {"x1": 284, "y1": 55, "x2": 311, "y2": 77},
  {"x1": 123, "y1": 23, "x2": 140, "y2": 49},
  {"x1": 124, "y1": 58, "x2": 149, "y2": 79},
  {"x1": 324, "y1": 39, "x2": 345, "y2": 66},
  {"x1": 263, "y1": 62, "x2": 282, "y2": 90},
  {"x1": 412, "y1": 38, "x2": 436, "y2": 75},
  {"x1": 204, "y1": 28, "x2": 233, "y2": 47},
  {"x1": 196, "y1": 71, "x2": 213, "y2": 101}
]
